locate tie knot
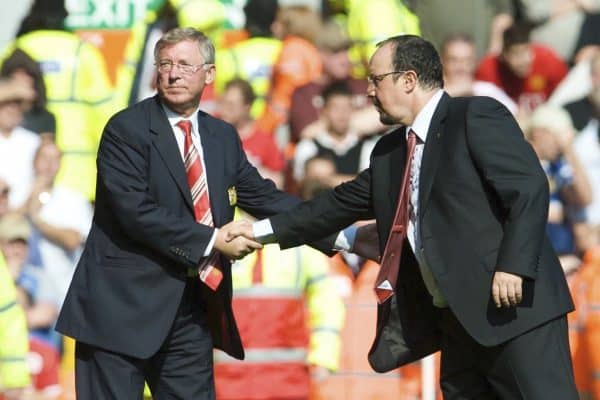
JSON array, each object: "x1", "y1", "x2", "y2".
[
  {"x1": 177, "y1": 120, "x2": 192, "y2": 137},
  {"x1": 407, "y1": 129, "x2": 417, "y2": 147}
]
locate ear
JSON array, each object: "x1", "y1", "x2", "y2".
[
  {"x1": 402, "y1": 70, "x2": 418, "y2": 92},
  {"x1": 204, "y1": 64, "x2": 216, "y2": 85}
]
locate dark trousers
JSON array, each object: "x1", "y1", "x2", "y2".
[
  {"x1": 438, "y1": 308, "x2": 577, "y2": 399},
  {"x1": 75, "y1": 279, "x2": 214, "y2": 399}
]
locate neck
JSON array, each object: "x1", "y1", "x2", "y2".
[
  {"x1": 237, "y1": 118, "x2": 255, "y2": 139},
  {"x1": 409, "y1": 88, "x2": 440, "y2": 124}
]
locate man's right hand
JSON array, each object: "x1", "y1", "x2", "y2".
[{"x1": 214, "y1": 221, "x2": 262, "y2": 260}]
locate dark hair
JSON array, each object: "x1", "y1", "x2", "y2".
[
  {"x1": 502, "y1": 24, "x2": 531, "y2": 51},
  {"x1": 0, "y1": 48, "x2": 47, "y2": 110},
  {"x1": 440, "y1": 33, "x2": 475, "y2": 55},
  {"x1": 322, "y1": 81, "x2": 352, "y2": 103},
  {"x1": 244, "y1": 0, "x2": 278, "y2": 37},
  {"x1": 224, "y1": 78, "x2": 256, "y2": 106},
  {"x1": 17, "y1": 0, "x2": 67, "y2": 36},
  {"x1": 376, "y1": 35, "x2": 444, "y2": 90}
]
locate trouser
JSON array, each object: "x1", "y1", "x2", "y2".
[
  {"x1": 438, "y1": 308, "x2": 577, "y2": 399},
  {"x1": 75, "y1": 279, "x2": 215, "y2": 399}
]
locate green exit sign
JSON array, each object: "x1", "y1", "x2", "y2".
[{"x1": 65, "y1": 0, "x2": 166, "y2": 30}]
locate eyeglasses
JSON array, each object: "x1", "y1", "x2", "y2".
[
  {"x1": 155, "y1": 61, "x2": 212, "y2": 75},
  {"x1": 367, "y1": 71, "x2": 407, "y2": 87}
]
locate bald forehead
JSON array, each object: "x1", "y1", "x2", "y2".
[{"x1": 369, "y1": 43, "x2": 394, "y2": 72}]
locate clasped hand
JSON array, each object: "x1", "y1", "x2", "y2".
[{"x1": 214, "y1": 220, "x2": 260, "y2": 260}]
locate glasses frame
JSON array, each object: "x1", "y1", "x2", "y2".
[
  {"x1": 367, "y1": 70, "x2": 408, "y2": 87},
  {"x1": 155, "y1": 61, "x2": 213, "y2": 75}
]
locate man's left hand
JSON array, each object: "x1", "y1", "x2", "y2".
[{"x1": 492, "y1": 271, "x2": 523, "y2": 308}]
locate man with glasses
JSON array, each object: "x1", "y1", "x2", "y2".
[
  {"x1": 56, "y1": 27, "x2": 335, "y2": 399},
  {"x1": 229, "y1": 34, "x2": 578, "y2": 398}
]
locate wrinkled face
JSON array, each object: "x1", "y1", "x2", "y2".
[
  {"x1": 502, "y1": 43, "x2": 533, "y2": 78},
  {"x1": 156, "y1": 40, "x2": 215, "y2": 117},
  {"x1": 367, "y1": 44, "x2": 408, "y2": 125},
  {"x1": 322, "y1": 94, "x2": 352, "y2": 136},
  {"x1": 442, "y1": 40, "x2": 476, "y2": 82},
  {"x1": 322, "y1": 49, "x2": 352, "y2": 80},
  {"x1": 34, "y1": 143, "x2": 61, "y2": 181},
  {"x1": 217, "y1": 86, "x2": 250, "y2": 127}
]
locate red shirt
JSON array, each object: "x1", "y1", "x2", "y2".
[
  {"x1": 476, "y1": 45, "x2": 567, "y2": 113},
  {"x1": 28, "y1": 337, "x2": 60, "y2": 392},
  {"x1": 241, "y1": 128, "x2": 285, "y2": 172}
]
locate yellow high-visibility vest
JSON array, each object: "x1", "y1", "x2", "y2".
[
  {"x1": 7, "y1": 30, "x2": 115, "y2": 200},
  {"x1": 0, "y1": 255, "x2": 30, "y2": 390}
]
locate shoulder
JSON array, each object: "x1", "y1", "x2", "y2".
[
  {"x1": 108, "y1": 97, "x2": 154, "y2": 128},
  {"x1": 372, "y1": 127, "x2": 403, "y2": 157}
]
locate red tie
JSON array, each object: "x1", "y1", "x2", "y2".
[
  {"x1": 374, "y1": 129, "x2": 417, "y2": 304},
  {"x1": 177, "y1": 119, "x2": 223, "y2": 291}
]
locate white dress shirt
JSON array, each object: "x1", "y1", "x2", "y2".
[{"x1": 163, "y1": 104, "x2": 216, "y2": 256}]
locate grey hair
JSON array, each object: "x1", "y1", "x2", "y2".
[{"x1": 154, "y1": 27, "x2": 215, "y2": 64}]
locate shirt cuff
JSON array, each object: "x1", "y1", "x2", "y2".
[
  {"x1": 204, "y1": 229, "x2": 218, "y2": 257},
  {"x1": 252, "y1": 219, "x2": 277, "y2": 244},
  {"x1": 334, "y1": 225, "x2": 356, "y2": 252}
]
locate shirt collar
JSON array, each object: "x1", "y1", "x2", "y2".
[
  {"x1": 406, "y1": 89, "x2": 444, "y2": 142},
  {"x1": 162, "y1": 103, "x2": 201, "y2": 137}
]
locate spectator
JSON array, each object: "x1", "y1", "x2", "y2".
[
  {"x1": 561, "y1": 52, "x2": 600, "y2": 236},
  {"x1": 289, "y1": 19, "x2": 369, "y2": 143},
  {"x1": 24, "y1": 141, "x2": 92, "y2": 312},
  {"x1": 7, "y1": 0, "x2": 115, "y2": 201},
  {"x1": 476, "y1": 23, "x2": 568, "y2": 115},
  {"x1": 0, "y1": 213, "x2": 60, "y2": 349},
  {"x1": 293, "y1": 82, "x2": 379, "y2": 184},
  {"x1": 215, "y1": 0, "x2": 281, "y2": 119},
  {"x1": 518, "y1": 0, "x2": 600, "y2": 63},
  {"x1": 0, "y1": 79, "x2": 40, "y2": 210},
  {"x1": 0, "y1": 259, "x2": 30, "y2": 400},
  {"x1": 524, "y1": 104, "x2": 592, "y2": 255},
  {"x1": 217, "y1": 78, "x2": 285, "y2": 188},
  {"x1": 256, "y1": 5, "x2": 323, "y2": 135},
  {"x1": 440, "y1": 33, "x2": 517, "y2": 114},
  {"x1": 0, "y1": 48, "x2": 56, "y2": 138}
]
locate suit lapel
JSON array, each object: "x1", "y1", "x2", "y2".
[
  {"x1": 418, "y1": 93, "x2": 449, "y2": 215},
  {"x1": 197, "y1": 112, "x2": 224, "y2": 226},
  {"x1": 387, "y1": 127, "x2": 407, "y2": 208},
  {"x1": 149, "y1": 96, "x2": 194, "y2": 213}
]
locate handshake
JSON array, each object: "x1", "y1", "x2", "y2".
[{"x1": 214, "y1": 220, "x2": 262, "y2": 260}]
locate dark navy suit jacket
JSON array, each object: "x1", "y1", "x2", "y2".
[{"x1": 56, "y1": 95, "x2": 331, "y2": 359}]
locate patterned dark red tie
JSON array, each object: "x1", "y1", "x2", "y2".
[
  {"x1": 374, "y1": 129, "x2": 417, "y2": 304},
  {"x1": 177, "y1": 119, "x2": 223, "y2": 291}
]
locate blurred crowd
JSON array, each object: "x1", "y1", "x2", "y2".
[{"x1": 1, "y1": 0, "x2": 600, "y2": 399}]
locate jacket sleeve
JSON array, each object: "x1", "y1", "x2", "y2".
[
  {"x1": 465, "y1": 97, "x2": 549, "y2": 279},
  {"x1": 97, "y1": 118, "x2": 215, "y2": 268},
  {"x1": 270, "y1": 167, "x2": 374, "y2": 250}
]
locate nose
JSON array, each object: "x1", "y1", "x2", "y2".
[{"x1": 366, "y1": 80, "x2": 376, "y2": 97}]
